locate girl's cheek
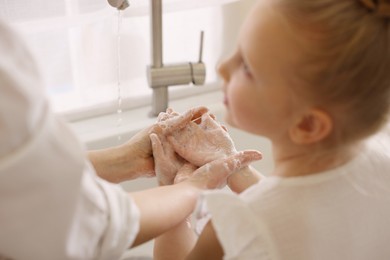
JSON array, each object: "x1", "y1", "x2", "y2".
[{"x1": 229, "y1": 91, "x2": 249, "y2": 121}]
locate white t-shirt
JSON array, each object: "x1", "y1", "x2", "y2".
[
  {"x1": 201, "y1": 130, "x2": 390, "y2": 260},
  {"x1": 0, "y1": 20, "x2": 140, "y2": 259}
]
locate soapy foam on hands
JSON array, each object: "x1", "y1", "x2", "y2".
[{"x1": 166, "y1": 112, "x2": 238, "y2": 166}]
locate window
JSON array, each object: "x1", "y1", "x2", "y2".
[{"x1": 1, "y1": 0, "x2": 250, "y2": 119}]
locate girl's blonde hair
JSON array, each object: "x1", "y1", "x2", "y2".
[{"x1": 278, "y1": 0, "x2": 390, "y2": 145}]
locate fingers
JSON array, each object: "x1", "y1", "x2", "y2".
[
  {"x1": 159, "y1": 106, "x2": 209, "y2": 134},
  {"x1": 199, "y1": 113, "x2": 222, "y2": 130},
  {"x1": 206, "y1": 150, "x2": 262, "y2": 175},
  {"x1": 149, "y1": 133, "x2": 164, "y2": 159},
  {"x1": 191, "y1": 150, "x2": 262, "y2": 189},
  {"x1": 221, "y1": 124, "x2": 228, "y2": 132},
  {"x1": 150, "y1": 133, "x2": 179, "y2": 185},
  {"x1": 153, "y1": 106, "x2": 209, "y2": 135},
  {"x1": 157, "y1": 112, "x2": 169, "y2": 122},
  {"x1": 196, "y1": 112, "x2": 228, "y2": 133},
  {"x1": 222, "y1": 150, "x2": 263, "y2": 172},
  {"x1": 157, "y1": 108, "x2": 180, "y2": 122},
  {"x1": 192, "y1": 110, "x2": 214, "y2": 124},
  {"x1": 157, "y1": 108, "x2": 175, "y2": 122},
  {"x1": 190, "y1": 106, "x2": 209, "y2": 121}
]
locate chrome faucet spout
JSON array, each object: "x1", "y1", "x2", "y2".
[
  {"x1": 108, "y1": 0, "x2": 206, "y2": 117},
  {"x1": 148, "y1": 0, "x2": 206, "y2": 117},
  {"x1": 107, "y1": 0, "x2": 130, "y2": 10},
  {"x1": 150, "y1": 0, "x2": 167, "y2": 116}
]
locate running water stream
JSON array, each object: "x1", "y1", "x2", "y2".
[{"x1": 116, "y1": 10, "x2": 123, "y2": 142}]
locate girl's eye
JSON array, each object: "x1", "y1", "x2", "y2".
[{"x1": 241, "y1": 61, "x2": 252, "y2": 78}]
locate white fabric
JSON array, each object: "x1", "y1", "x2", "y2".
[
  {"x1": 0, "y1": 20, "x2": 139, "y2": 260},
  {"x1": 201, "y1": 129, "x2": 390, "y2": 260}
]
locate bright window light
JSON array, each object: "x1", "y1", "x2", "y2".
[{"x1": 0, "y1": 0, "x2": 247, "y2": 119}]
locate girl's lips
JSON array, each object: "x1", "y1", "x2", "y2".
[{"x1": 223, "y1": 96, "x2": 229, "y2": 106}]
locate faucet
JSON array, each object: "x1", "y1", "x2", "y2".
[
  {"x1": 107, "y1": 0, "x2": 206, "y2": 117},
  {"x1": 107, "y1": 0, "x2": 129, "y2": 10}
]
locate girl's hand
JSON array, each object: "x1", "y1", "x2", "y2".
[
  {"x1": 183, "y1": 150, "x2": 263, "y2": 190},
  {"x1": 162, "y1": 111, "x2": 238, "y2": 167}
]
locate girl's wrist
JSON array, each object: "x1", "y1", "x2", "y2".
[{"x1": 227, "y1": 165, "x2": 263, "y2": 193}]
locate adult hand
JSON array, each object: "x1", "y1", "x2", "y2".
[
  {"x1": 149, "y1": 107, "x2": 209, "y2": 185},
  {"x1": 151, "y1": 109, "x2": 188, "y2": 185},
  {"x1": 119, "y1": 125, "x2": 157, "y2": 179},
  {"x1": 88, "y1": 107, "x2": 208, "y2": 183},
  {"x1": 150, "y1": 132, "x2": 185, "y2": 185},
  {"x1": 88, "y1": 125, "x2": 157, "y2": 183}
]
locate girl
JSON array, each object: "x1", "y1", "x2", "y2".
[{"x1": 154, "y1": 0, "x2": 390, "y2": 259}]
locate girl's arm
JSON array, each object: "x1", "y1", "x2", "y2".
[
  {"x1": 154, "y1": 219, "x2": 197, "y2": 260},
  {"x1": 187, "y1": 221, "x2": 223, "y2": 260},
  {"x1": 133, "y1": 150, "x2": 262, "y2": 248},
  {"x1": 154, "y1": 219, "x2": 223, "y2": 260}
]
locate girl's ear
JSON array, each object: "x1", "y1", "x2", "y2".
[{"x1": 289, "y1": 109, "x2": 333, "y2": 145}]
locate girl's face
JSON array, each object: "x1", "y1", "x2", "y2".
[{"x1": 218, "y1": 2, "x2": 305, "y2": 141}]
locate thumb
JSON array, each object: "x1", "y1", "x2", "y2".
[{"x1": 149, "y1": 133, "x2": 164, "y2": 159}]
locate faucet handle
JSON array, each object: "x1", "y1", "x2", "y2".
[
  {"x1": 191, "y1": 31, "x2": 206, "y2": 85},
  {"x1": 198, "y1": 31, "x2": 204, "y2": 63}
]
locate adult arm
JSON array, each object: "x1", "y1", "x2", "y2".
[{"x1": 88, "y1": 106, "x2": 209, "y2": 183}]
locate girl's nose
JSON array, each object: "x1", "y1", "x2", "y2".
[{"x1": 217, "y1": 59, "x2": 230, "y2": 82}]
